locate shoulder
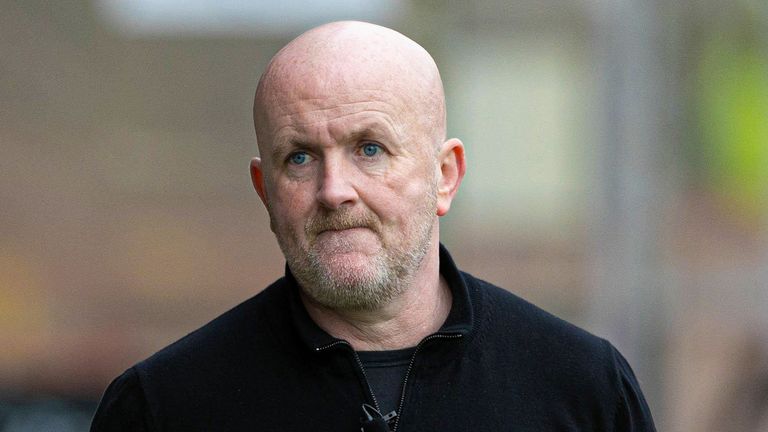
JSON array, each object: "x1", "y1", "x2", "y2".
[
  {"x1": 464, "y1": 271, "x2": 603, "y2": 346},
  {"x1": 133, "y1": 278, "x2": 292, "y2": 380},
  {"x1": 460, "y1": 272, "x2": 658, "y2": 429},
  {"x1": 462, "y1": 271, "x2": 615, "y2": 382},
  {"x1": 93, "y1": 278, "x2": 308, "y2": 429},
  {"x1": 91, "y1": 367, "x2": 153, "y2": 431},
  {"x1": 114, "y1": 278, "x2": 299, "y2": 426}
]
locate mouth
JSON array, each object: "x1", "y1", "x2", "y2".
[
  {"x1": 317, "y1": 226, "x2": 370, "y2": 235},
  {"x1": 306, "y1": 212, "x2": 379, "y2": 240}
]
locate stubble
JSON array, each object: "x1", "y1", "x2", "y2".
[{"x1": 271, "y1": 187, "x2": 437, "y2": 312}]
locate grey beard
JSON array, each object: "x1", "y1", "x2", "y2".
[
  {"x1": 288, "y1": 233, "x2": 431, "y2": 311},
  {"x1": 271, "y1": 179, "x2": 438, "y2": 312},
  {"x1": 276, "y1": 206, "x2": 436, "y2": 311}
]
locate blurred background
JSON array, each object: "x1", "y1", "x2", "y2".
[{"x1": 2, "y1": 0, "x2": 767, "y2": 430}]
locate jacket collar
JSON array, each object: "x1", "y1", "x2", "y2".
[{"x1": 285, "y1": 243, "x2": 475, "y2": 351}]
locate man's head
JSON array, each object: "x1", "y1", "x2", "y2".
[{"x1": 250, "y1": 21, "x2": 465, "y2": 311}]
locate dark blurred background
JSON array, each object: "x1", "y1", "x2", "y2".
[{"x1": 2, "y1": 0, "x2": 767, "y2": 430}]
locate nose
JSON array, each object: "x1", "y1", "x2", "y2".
[{"x1": 316, "y1": 156, "x2": 358, "y2": 209}]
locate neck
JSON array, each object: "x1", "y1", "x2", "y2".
[{"x1": 300, "y1": 242, "x2": 452, "y2": 351}]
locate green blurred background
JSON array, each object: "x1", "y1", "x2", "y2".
[{"x1": 2, "y1": 0, "x2": 767, "y2": 430}]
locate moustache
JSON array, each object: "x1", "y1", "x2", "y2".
[{"x1": 305, "y1": 210, "x2": 380, "y2": 237}]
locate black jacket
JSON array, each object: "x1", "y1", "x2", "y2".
[{"x1": 91, "y1": 246, "x2": 655, "y2": 431}]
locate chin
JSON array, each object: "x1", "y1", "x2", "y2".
[
  {"x1": 313, "y1": 229, "x2": 381, "y2": 255},
  {"x1": 294, "y1": 254, "x2": 400, "y2": 311},
  {"x1": 317, "y1": 250, "x2": 377, "y2": 274}
]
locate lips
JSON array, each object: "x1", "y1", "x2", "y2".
[
  {"x1": 318, "y1": 225, "x2": 369, "y2": 234},
  {"x1": 315, "y1": 227, "x2": 373, "y2": 243},
  {"x1": 305, "y1": 211, "x2": 379, "y2": 238}
]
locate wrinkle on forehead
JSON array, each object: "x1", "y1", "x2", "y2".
[
  {"x1": 273, "y1": 107, "x2": 404, "y2": 141},
  {"x1": 253, "y1": 21, "x2": 446, "y2": 154},
  {"x1": 273, "y1": 92, "x2": 401, "y2": 122}
]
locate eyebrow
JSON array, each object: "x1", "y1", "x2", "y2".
[
  {"x1": 269, "y1": 122, "x2": 400, "y2": 162},
  {"x1": 269, "y1": 139, "x2": 308, "y2": 162}
]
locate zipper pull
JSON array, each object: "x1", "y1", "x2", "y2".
[{"x1": 360, "y1": 403, "x2": 396, "y2": 432}]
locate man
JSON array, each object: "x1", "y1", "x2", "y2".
[{"x1": 91, "y1": 21, "x2": 656, "y2": 431}]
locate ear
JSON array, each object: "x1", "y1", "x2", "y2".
[
  {"x1": 250, "y1": 157, "x2": 269, "y2": 207},
  {"x1": 436, "y1": 138, "x2": 466, "y2": 216}
]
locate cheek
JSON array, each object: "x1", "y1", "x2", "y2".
[
  {"x1": 394, "y1": 156, "x2": 437, "y2": 195},
  {"x1": 268, "y1": 180, "x2": 315, "y2": 226},
  {"x1": 369, "y1": 162, "x2": 436, "y2": 217}
]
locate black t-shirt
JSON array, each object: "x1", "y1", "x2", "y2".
[{"x1": 357, "y1": 347, "x2": 417, "y2": 417}]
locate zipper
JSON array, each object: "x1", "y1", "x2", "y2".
[
  {"x1": 391, "y1": 333, "x2": 463, "y2": 432},
  {"x1": 315, "y1": 340, "x2": 382, "y2": 414}
]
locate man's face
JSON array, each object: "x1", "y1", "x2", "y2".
[{"x1": 255, "y1": 84, "x2": 440, "y2": 311}]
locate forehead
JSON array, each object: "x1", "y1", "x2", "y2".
[
  {"x1": 272, "y1": 89, "x2": 405, "y2": 125},
  {"x1": 260, "y1": 75, "x2": 419, "y2": 144},
  {"x1": 254, "y1": 26, "x2": 445, "y2": 155}
]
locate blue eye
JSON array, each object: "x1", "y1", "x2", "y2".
[
  {"x1": 289, "y1": 152, "x2": 309, "y2": 165},
  {"x1": 362, "y1": 143, "x2": 381, "y2": 157}
]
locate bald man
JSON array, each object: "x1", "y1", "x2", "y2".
[{"x1": 91, "y1": 22, "x2": 655, "y2": 431}]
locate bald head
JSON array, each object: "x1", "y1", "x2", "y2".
[{"x1": 253, "y1": 21, "x2": 446, "y2": 155}]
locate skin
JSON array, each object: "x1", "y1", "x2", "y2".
[{"x1": 250, "y1": 21, "x2": 466, "y2": 350}]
